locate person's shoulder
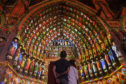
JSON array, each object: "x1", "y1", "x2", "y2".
[
  {"x1": 65, "y1": 60, "x2": 70, "y2": 63},
  {"x1": 65, "y1": 60, "x2": 70, "y2": 66},
  {"x1": 71, "y1": 66, "x2": 77, "y2": 70},
  {"x1": 56, "y1": 59, "x2": 62, "y2": 62},
  {"x1": 55, "y1": 59, "x2": 61, "y2": 64},
  {"x1": 62, "y1": 59, "x2": 69, "y2": 62}
]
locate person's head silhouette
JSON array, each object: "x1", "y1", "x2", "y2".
[
  {"x1": 69, "y1": 59, "x2": 76, "y2": 68},
  {"x1": 60, "y1": 50, "x2": 67, "y2": 58}
]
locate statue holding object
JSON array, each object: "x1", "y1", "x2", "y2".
[{"x1": 7, "y1": 38, "x2": 18, "y2": 60}]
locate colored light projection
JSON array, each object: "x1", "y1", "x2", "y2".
[
  {"x1": 17, "y1": 0, "x2": 111, "y2": 61},
  {"x1": 6, "y1": 37, "x2": 46, "y2": 81},
  {"x1": 45, "y1": 34, "x2": 77, "y2": 58},
  {"x1": 3, "y1": 68, "x2": 42, "y2": 84},
  {"x1": 4, "y1": 0, "x2": 124, "y2": 83}
]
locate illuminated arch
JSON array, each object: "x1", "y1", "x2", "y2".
[{"x1": 17, "y1": 0, "x2": 111, "y2": 61}]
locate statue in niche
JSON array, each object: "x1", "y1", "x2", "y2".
[
  {"x1": 13, "y1": 46, "x2": 21, "y2": 67},
  {"x1": 107, "y1": 34, "x2": 111, "y2": 43},
  {"x1": 0, "y1": 37, "x2": 6, "y2": 56},
  {"x1": 96, "y1": 43, "x2": 100, "y2": 52},
  {"x1": 87, "y1": 61, "x2": 93, "y2": 77},
  {"x1": 79, "y1": 65, "x2": 84, "y2": 77},
  {"x1": 33, "y1": 42, "x2": 38, "y2": 57},
  {"x1": 24, "y1": 55, "x2": 31, "y2": 74},
  {"x1": 15, "y1": 49, "x2": 24, "y2": 72},
  {"x1": 100, "y1": 56, "x2": 107, "y2": 73},
  {"x1": 96, "y1": 58, "x2": 102, "y2": 74},
  {"x1": 29, "y1": 44, "x2": 33, "y2": 56},
  {"x1": 28, "y1": 57, "x2": 35, "y2": 76},
  {"x1": 111, "y1": 41, "x2": 122, "y2": 60},
  {"x1": 92, "y1": 60, "x2": 98, "y2": 76},
  {"x1": 101, "y1": 42, "x2": 105, "y2": 50},
  {"x1": 37, "y1": 61, "x2": 43, "y2": 79},
  {"x1": 84, "y1": 63, "x2": 89, "y2": 78},
  {"x1": 37, "y1": 46, "x2": 41, "y2": 58},
  {"x1": 107, "y1": 48, "x2": 116, "y2": 66},
  {"x1": 18, "y1": 49, "x2": 24, "y2": 64},
  {"x1": 19, "y1": 54, "x2": 26, "y2": 72},
  {"x1": 104, "y1": 52, "x2": 112, "y2": 69},
  {"x1": 36, "y1": 43, "x2": 41, "y2": 58},
  {"x1": 40, "y1": 62, "x2": 45, "y2": 79},
  {"x1": 34, "y1": 59, "x2": 39, "y2": 77},
  {"x1": 25, "y1": 41, "x2": 30, "y2": 52},
  {"x1": 16, "y1": 51, "x2": 25, "y2": 71},
  {"x1": 7, "y1": 38, "x2": 18, "y2": 60}
]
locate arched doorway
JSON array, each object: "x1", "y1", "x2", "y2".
[{"x1": 12, "y1": 0, "x2": 121, "y2": 83}]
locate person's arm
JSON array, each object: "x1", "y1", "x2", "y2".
[
  {"x1": 53, "y1": 65, "x2": 57, "y2": 79},
  {"x1": 60, "y1": 67, "x2": 70, "y2": 76},
  {"x1": 75, "y1": 68, "x2": 79, "y2": 80},
  {"x1": 53, "y1": 65, "x2": 70, "y2": 78},
  {"x1": 75, "y1": 68, "x2": 79, "y2": 84},
  {"x1": 53, "y1": 65, "x2": 60, "y2": 84}
]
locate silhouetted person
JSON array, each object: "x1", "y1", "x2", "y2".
[
  {"x1": 53, "y1": 51, "x2": 70, "y2": 84},
  {"x1": 68, "y1": 59, "x2": 78, "y2": 84}
]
